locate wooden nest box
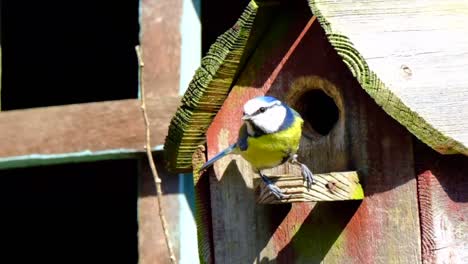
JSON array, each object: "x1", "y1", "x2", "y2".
[{"x1": 165, "y1": 0, "x2": 468, "y2": 263}]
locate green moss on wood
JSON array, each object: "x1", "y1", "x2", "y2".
[
  {"x1": 164, "y1": 0, "x2": 280, "y2": 172},
  {"x1": 351, "y1": 183, "x2": 364, "y2": 200},
  {"x1": 308, "y1": 0, "x2": 468, "y2": 155}
]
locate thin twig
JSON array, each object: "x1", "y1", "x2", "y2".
[{"x1": 135, "y1": 45, "x2": 177, "y2": 264}]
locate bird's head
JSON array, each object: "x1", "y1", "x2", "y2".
[{"x1": 242, "y1": 96, "x2": 288, "y2": 135}]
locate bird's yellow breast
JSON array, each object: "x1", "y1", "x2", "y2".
[{"x1": 239, "y1": 117, "x2": 303, "y2": 170}]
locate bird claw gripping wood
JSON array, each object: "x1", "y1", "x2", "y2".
[
  {"x1": 290, "y1": 154, "x2": 315, "y2": 189},
  {"x1": 260, "y1": 172, "x2": 288, "y2": 200}
]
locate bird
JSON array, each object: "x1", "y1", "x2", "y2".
[{"x1": 199, "y1": 95, "x2": 314, "y2": 199}]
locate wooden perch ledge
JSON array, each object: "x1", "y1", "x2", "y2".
[
  {"x1": 255, "y1": 171, "x2": 363, "y2": 204},
  {"x1": 192, "y1": 146, "x2": 364, "y2": 205}
]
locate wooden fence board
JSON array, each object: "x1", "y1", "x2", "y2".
[
  {"x1": 0, "y1": 97, "x2": 180, "y2": 169},
  {"x1": 140, "y1": 0, "x2": 182, "y2": 98}
]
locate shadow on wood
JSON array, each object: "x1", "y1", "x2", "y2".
[
  {"x1": 138, "y1": 152, "x2": 188, "y2": 263},
  {"x1": 415, "y1": 141, "x2": 468, "y2": 203},
  {"x1": 205, "y1": 157, "x2": 364, "y2": 264},
  {"x1": 414, "y1": 140, "x2": 468, "y2": 263},
  {"x1": 274, "y1": 201, "x2": 362, "y2": 264},
  {"x1": 209, "y1": 160, "x2": 293, "y2": 264}
]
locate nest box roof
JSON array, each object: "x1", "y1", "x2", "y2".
[{"x1": 164, "y1": 0, "x2": 468, "y2": 172}]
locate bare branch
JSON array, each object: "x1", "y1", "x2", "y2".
[{"x1": 135, "y1": 45, "x2": 177, "y2": 264}]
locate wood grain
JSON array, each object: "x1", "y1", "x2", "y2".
[
  {"x1": 254, "y1": 170, "x2": 363, "y2": 204},
  {"x1": 415, "y1": 141, "x2": 468, "y2": 264},
  {"x1": 138, "y1": 1, "x2": 185, "y2": 263},
  {"x1": 138, "y1": 156, "x2": 181, "y2": 264},
  {"x1": 0, "y1": 97, "x2": 180, "y2": 167},
  {"x1": 140, "y1": 0, "x2": 182, "y2": 98},
  {"x1": 206, "y1": 2, "x2": 421, "y2": 262},
  {"x1": 309, "y1": 0, "x2": 468, "y2": 155},
  {"x1": 206, "y1": 5, "x2": 314, "y2": 262}
]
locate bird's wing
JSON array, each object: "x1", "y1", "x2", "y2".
[
  {"x1": 199, "y1": 124, "x2": 250, "y2": 171},
  {"x1": 236, "y1": 123, "x2": 249, "y2": 151},
  {"x1": 199, "y1": 143, "x2": 237, "y2": 171}
]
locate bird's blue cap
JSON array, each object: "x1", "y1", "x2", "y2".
[{"x1": 257, "y1": 96, "x2": 279, "y2": 103}]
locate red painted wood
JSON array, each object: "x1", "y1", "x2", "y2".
[
  {"x1": 415, "y1": 141, "x2": 468, "y2": 264},
  {"x1": 206, "y1": 4, "x2": 318, "y2": 262}
]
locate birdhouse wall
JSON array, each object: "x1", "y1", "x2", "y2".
[{"x1": 203, "y1": 1, "x2": 420, "y2": 263}]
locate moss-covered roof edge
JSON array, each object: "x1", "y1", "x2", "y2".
[
  {"x1": 308, "y1": 0, "x2": 468, "y2": 156},
  {"x1": 164, "y1": 1, "x2": 280, "y2": 173}
]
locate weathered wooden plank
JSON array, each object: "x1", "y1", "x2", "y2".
[
  {"x1": 340, "y1": 79, "x2": 421, "y2": 264},
  {"x1": 0, "y1": 97, "x2": 180, "y2": 169},
  {"x1": 309, "y1": 0, "x2": 468, "y2": 155},
  {"x1": 138, "y1": 156, "x2": 181, "y2": 264},
  {"x1": 415, "y1": 141, "x2": 468, "y2": 264},
  {"x1": 254, "y1": 170, "x2": 363, "y2": 203},
  {"x1": 140, "y1": 0, "x2": 182, "y2": 98},
  {"x1": 206, "y1": 2, "x2": 421, "y2": 262},
  {"x1": 139, "y1": 1, "x2": 192, "y2": 263}
]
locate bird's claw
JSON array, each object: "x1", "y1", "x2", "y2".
[
  {"x1": 260, "y1": 172, "x2": 287, "y2": 200},
  {"x1": 289, "y1": 154, "x2": 315, "y2": 189},
  {"x1": 265, "y1": 182, "x2": 287, "y2": 200},
  {"x1": 300, "y1": 163, "x2": 315, "y2": 189}
]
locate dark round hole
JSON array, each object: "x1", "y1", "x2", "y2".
[{"x1": 295, "y1": 90, "x2": 339, "y2": 137}]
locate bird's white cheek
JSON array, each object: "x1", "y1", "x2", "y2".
[{"x1": 254, "y1": 114, "x2": 282, "y2": 133}]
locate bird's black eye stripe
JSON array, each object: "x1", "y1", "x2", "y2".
[{"x1": 252, "y1": 106, "x2": 270, "y2": 116}]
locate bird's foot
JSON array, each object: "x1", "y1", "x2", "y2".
[
  {"x1": 265, "y1": 182, "x2": 287, "y2": 200},
  {"x1": 290, "y1": 154, "x2": 315, "y2": 189},
  {"x1": 300, "y1": 163, "x2": 315, "y2": 189},
  {"x1": 260, "y1": 172, "x2": 287, "y2": 200}
]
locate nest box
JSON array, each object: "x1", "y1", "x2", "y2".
[{"x1": 164, "y1": 1, "x2": 468, "y2": 263}]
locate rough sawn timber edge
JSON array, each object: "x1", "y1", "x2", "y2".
[
  {"x1": 308, "y1": 0, "x2": 468, "y2": 156},
  {"x1": 255, "y1": 171, "x2": 364, "y2": 204}
]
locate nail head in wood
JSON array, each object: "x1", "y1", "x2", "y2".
[{"x1": 401, "y1": 64, "x2": 412, "y2": 79}]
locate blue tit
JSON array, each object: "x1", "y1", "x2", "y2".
[{"x1": 200, "y1": 95, "x2": 314, "y2": 199}]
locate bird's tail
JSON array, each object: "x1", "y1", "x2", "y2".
[{"x1": 199, "y1": 144, "x2": 237, "y2": 172}]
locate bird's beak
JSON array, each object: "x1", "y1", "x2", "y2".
[{"x1": 241, "y1": 115, "x2": 251, "y2": 121}]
